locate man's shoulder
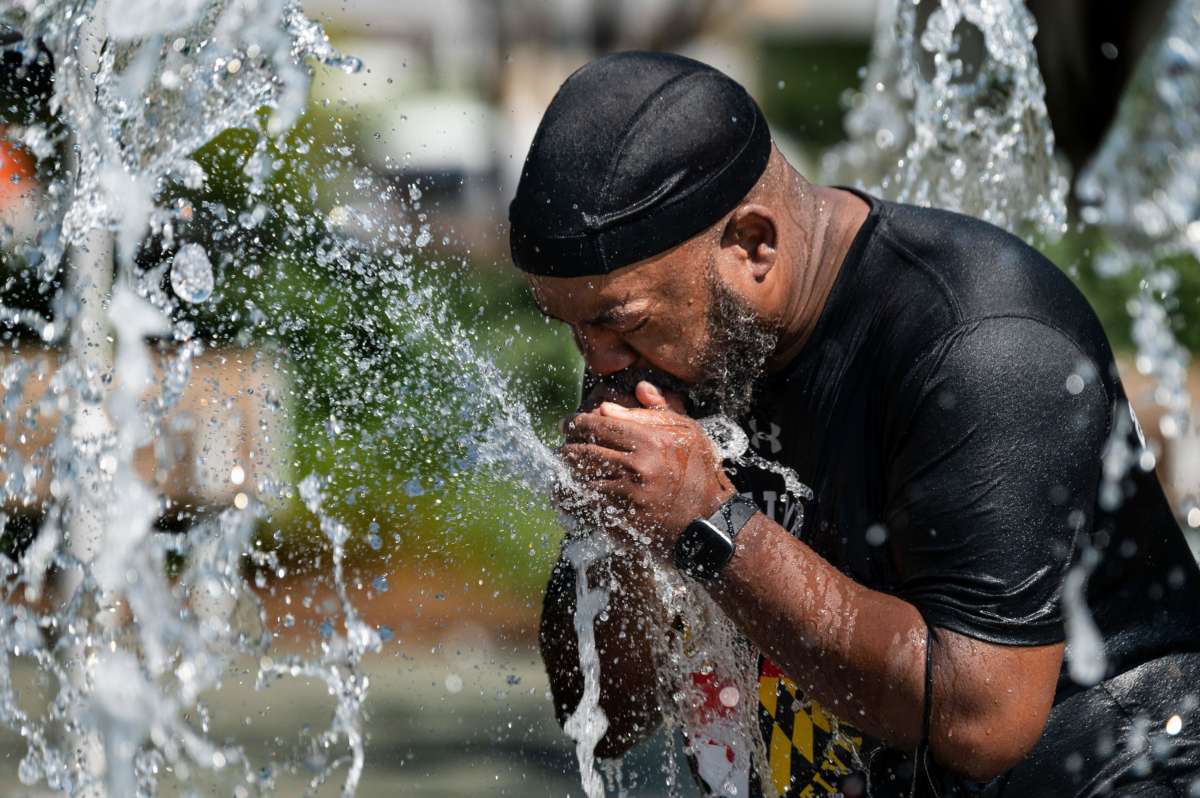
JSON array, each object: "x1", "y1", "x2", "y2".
[{"x1": 869, "y1": 200, "x2": 1108, "y2": 360}]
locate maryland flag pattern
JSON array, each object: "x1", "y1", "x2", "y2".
[{"x1": 754, "y1": 659, "x2": 863, "y2": 797}]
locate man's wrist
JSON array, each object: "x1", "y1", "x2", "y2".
[
  {"x1": 659, "y1": 484, "x2": 735, "y2": 554},
  {"x1": 708, "y1": 510, "x2": 780, "y2": 593},
  {"x1": 689, "y1": 483, "x2": 735, "y2": 524},
  {"x1": 673, "y1": 493, "x2": 759, "y2": 580}
]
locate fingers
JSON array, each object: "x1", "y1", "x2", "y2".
[
  {"x1": 562, "y1": 412, "x2": 641, "y2": 451},
  {"x1": 635, "y1": 380, "x2": 688, "y2": 413},
  {"x1": 596, "y1": 401, "x2": 685, "y2": 428},
  {"x1": 636, "y1": 380, "x2": 668, "y2": 409},
  {"x1": 559, "y1": 443, "x2": 635, "y2": 482}
]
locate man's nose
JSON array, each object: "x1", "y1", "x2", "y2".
[{"x1": 579, "y1": 329, "x2": 638, "y2": 376}]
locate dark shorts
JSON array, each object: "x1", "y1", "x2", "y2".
[{"x1": 997, "y1": 653, "x2": 1200, "y2": 797}]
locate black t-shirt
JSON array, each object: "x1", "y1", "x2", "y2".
[{"x1": 729, "y1": 191, "x2": 1200, "y2": 796}]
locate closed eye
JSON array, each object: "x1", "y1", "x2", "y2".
[{"x1": 617, "y1": 316, "x2": 650, "y2": 334}]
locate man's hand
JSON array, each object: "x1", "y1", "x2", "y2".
[{"x1": 559, "y1": 381, "x2": 735, "y2": 558}]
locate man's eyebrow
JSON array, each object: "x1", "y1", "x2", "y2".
[
  {"x1": 534, "y1": 301, "x2": 642, "y2": 326},
  {"x1": 586, "y1": 305, "x2": 627, "y2": 326},
  {"x1": 587, "y1": 302, "x2": 647, "y2": 327}
]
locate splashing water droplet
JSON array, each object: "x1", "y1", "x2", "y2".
[
  {"x1": 1064, "y1": 547, "x2": 1107, "y2": 686},
  {"x1": 170, "y1": 243, "x2": 214, "y2": 303},
  {"x1": 17, "y1": 756, "x2": 40, "y2": 786}
]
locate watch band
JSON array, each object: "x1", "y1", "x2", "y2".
[
  {"x1": 722, "y1": 494, "x2": 758, "y2": 537},
  {"x1": 673, "y1": 494, "x2": 759, "y2": 580}
]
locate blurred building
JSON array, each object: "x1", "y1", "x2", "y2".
[
  {"x1": 0, "y1": 345, "x2": 290, "y2": 520},
  {"x1": 304, "y1": 0, "x2": 879, "y2": 255}
]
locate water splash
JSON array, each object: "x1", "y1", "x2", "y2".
[
  {"x1": 1062, "y1": 542, "x2": 1107, "y2": 686},
  {"x1": 0, "y1": 2, "x2": 388, "y2": 795},
  {"x1": 169, "y1": 241, "x2": 214, "y2": 303},
  {"x1": 823, "y1": 0, "x2": 1068, "y2": 237},
  {"x1": 561, "y1": 530, "x2": 613, "y2": 798},
  {"x1": 484, "y1": 405, "x2": 817, "y2": 798},
  {"x1": 1077, "y1": 0, "x2": 1199, "y2": 444},
  {"x1": 278, "y1": 472, "x2": 381, "y2": 797},
  {"x1": 647, "y1": 416, "x2": 819, "y2": 798}
]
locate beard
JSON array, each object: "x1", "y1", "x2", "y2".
[
  {"x1": 687, "y1": 265, "x2": 780, "y2": 419},
  {"x1": 582, "y1": 262, "x2": 779, "y2": 419}
]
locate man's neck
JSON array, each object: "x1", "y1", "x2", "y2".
[{"x1": 766, "y1": 183, "x2": 870, "y2": 372}]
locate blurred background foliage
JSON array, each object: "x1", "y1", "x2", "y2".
[{"x1": 152, "y1": 118, "x2": 582, "y2": 596}]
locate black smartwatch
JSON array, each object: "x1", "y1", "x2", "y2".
[{"x1": 673, "y1": 494, "x2": 758, "y2": 580}]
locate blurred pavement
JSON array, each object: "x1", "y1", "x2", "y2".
[{"x1": 0, "y1": 649, "x2": 696, "y2": 797}]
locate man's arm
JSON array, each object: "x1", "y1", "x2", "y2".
[
  {"x1": 561, "y1": 379, "x2": 1072, "y2": 782},
  {"x1": 539, "y1": 550, "x2": 665, "y2": 758},
  {"x1": 710, "y1": 511, "x2": 1063, "y2": 782},
  {"x1": 541, "y1": 507, "x2": 1063, "y2": 778}
]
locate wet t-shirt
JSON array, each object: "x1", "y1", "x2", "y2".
[{"x1": 696, "y1": 191, "x2": 1200, "y2": 797}]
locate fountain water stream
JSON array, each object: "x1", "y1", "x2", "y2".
[
  {"x1": 0, "y1": 1, "x2": 562, "y2": 795},
  {"x1": 1077, "y1": 0, "x2": 1200, "y2": 444},
  {"x1": 0, "y1": 3, "x2": 383, "y2": 794},
  {"x1": 823, "y1": 0, "x2": 1068, "y2": 238},
  {"x1": 560, "y1": 531, "x2": 612, "y2": 798}
]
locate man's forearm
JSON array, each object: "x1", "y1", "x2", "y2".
[
  {"x1": 556, "y1": 388, "x2": 1060, "y2": 779},
  {"x1": 707, "y1": 513, "x2": 928, "y2": 748},
  {"x1": 539, "y1": 557, "x2": 585, "y2": 721},
  {"x1": 539, "y1": 551, "x2": 665, "y2": 757},
  {"x1": 703, "y1": 511, "x2": 1064, "y2": 782}
]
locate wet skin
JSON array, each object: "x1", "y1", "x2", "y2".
[{"x1": 533, "y1": 152, "x2": 1065, "y2": 780}]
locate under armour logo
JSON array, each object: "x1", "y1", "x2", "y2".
[{"x1": 748, "y1": 418, "x2": 782, "y2": 454}]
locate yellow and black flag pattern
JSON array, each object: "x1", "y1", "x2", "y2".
[{"x1": 756, "y1": 659, "x2": 863, "y2": 797}]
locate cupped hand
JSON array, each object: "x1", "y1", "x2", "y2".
[{"x1": 557, "y1": 380, "x2": 733, "y2": 558}]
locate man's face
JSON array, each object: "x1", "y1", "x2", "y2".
[{"x1": 529, "y1": 235, "x2": 778, "y2": 418}]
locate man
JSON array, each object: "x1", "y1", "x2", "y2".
[{"x1": 509, "y1": 51, "x2": 1200, "y2": 797}]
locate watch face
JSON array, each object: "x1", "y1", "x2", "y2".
[{"x1": 675, "y1": 518, "x2": 735, "y2": 579}]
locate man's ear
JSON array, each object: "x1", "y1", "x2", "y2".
[{"x1": 721, "y1": 203, "x2": 777, "y2": 282}]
